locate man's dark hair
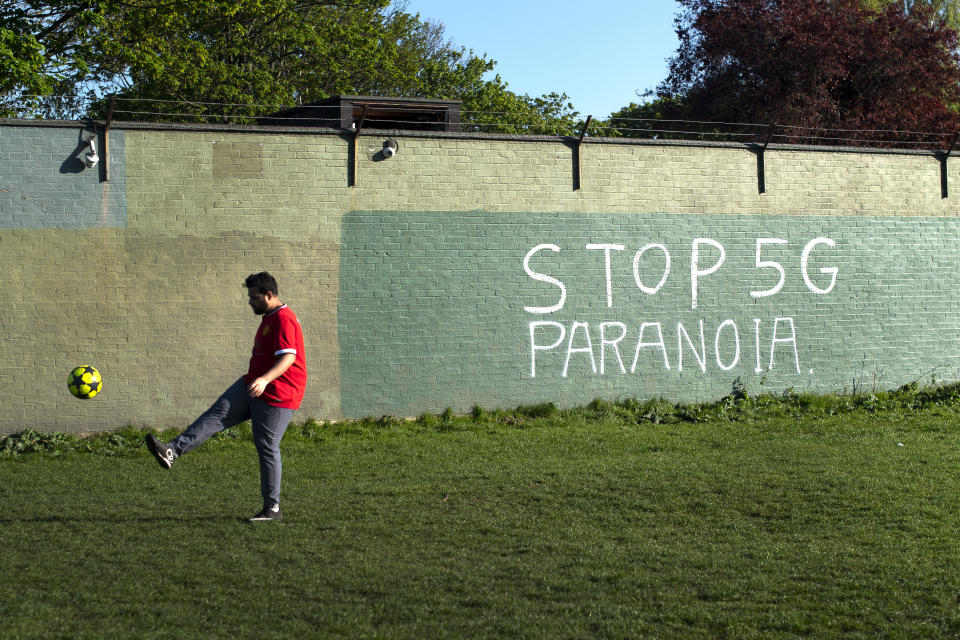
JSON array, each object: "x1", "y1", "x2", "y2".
[{"x1": 245, "y1": 272, "x2": 278, "y2": 296}]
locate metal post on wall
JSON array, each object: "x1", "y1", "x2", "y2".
[
  {"x1": 349, "y1": 106, "x2": 368, "y2": 187},
  {"x1": 755, "y1": 123, "x2": 776, "y2": 195},
  {"x1": 102, "y1": 95, "x2": 115, "y2": 182},
  {"x1": 940, "y1": 131, "x2": 958, "y2": 199},
  {"x1": 573, "y1": 115, "x2": 592, "y2": 191}
]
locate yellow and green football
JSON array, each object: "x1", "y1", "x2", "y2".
[{"x1": 68, "y1": 365, "x2": 102, "y2": 399}]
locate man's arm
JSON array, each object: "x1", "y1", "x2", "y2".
[{"x1": 247, "y1": 353, "x2": 296, "y2": 398}]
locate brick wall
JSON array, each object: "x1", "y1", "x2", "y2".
[{"x1": 1, "y1": 121, "x2": 958, "y2": 433}]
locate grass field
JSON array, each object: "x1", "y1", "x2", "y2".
[{"x1": 4, "y1": 386, "x2": 960, "y2": 639}]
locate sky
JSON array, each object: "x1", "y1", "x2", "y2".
[{"x1": 397, "y1": 0, "x2": 683, "y2": 118}]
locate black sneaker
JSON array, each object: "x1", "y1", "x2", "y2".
[
  {"x1": 248, "y1": 506, "x2": 282, "y2": 522},
  {"x1": 145, "y1": 434, "x2": 176, "y2": 469}
]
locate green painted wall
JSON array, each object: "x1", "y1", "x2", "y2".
[
  {"x1": 338, "y1": 210, "x2": 960, "y2": 417},
  {"x1": 1, "y1": 121, "x2": 958, "y2": 433}
]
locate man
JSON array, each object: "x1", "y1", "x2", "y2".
[{"x1": 146, "y1": 272, "x2": 307, "y2": 522}]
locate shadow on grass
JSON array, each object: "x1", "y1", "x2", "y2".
[{"x1": 0, "y1": 515, "x2": 253, "y2": 524}]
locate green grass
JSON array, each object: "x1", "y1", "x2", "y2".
[{"x1": 4, "y1": 384, "x2": 960, "y2": 638}]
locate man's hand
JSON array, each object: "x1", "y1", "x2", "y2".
[
  {"x1": 247, "y1": 353, "x2": 296, "y2": 399},
  {"x1": 247, "y1": 377, "x2": 269, "y2": 398}
]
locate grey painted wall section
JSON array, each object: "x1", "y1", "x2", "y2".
[{"x1": 0, "y1": 125, "x2": 126, "y2": 229}]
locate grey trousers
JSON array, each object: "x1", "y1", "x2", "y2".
[{"x1": 171, "y1": 377, "x2": 295, "y2": 508}]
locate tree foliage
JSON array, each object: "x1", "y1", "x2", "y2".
[
  {"x1": 0, "y1": 0, "x2": 580, "y2": 133},
  {"x1": 612, "y1": 0, "x2": 960, "y2": 146},
  {"x1": 863, "y1": 0, "x2": 960, "y2": 29}
]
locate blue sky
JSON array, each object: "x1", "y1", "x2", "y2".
[{"x1": 398, "y1": 1, "x2": 683, "y2": 118}]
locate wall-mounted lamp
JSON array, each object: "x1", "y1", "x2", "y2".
[
  {"x1": 83, "y1": 137, "x2": 99, "y2": 168},
  {"x1": 382, "y1": 139, "x2": 399, "y2": 158}
]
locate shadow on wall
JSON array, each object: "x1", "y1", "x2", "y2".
[{"x1": 59, "y1": 129, "x2": 98, "y2": 174}]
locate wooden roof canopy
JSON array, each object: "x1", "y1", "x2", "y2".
[{"x1": 259, "y1": 95, "x2": 462, "y2": 132}]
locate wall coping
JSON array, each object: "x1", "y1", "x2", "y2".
[{"x1": 0, "y1": 116, "x2": 944, "y2": 158}]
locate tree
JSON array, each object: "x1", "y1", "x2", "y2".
[
  {"x1": 0, "y1": 0, "x2": 580, "y2": 133},
  {"x1": 1, "y1": 1, "x2": 99, "y2": 116},
  {"x1": 613, "y1": 0, "x2": 960, "y2": 146},
  {"x1": 0, "y1": 28, "x2": 48, "y2": 112},
  {"x1": 862, "y1": 0, "x2": 960, "y2": 29}
]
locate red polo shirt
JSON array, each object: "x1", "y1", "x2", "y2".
[{"x1": 243, "y1": 305, "x2": 307, "y2": 409}]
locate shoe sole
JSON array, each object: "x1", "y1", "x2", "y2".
[
  {"x1": 145, "y1": 435, "x2": 173, "y2": 469},
  {"x1": 248, "y1": 512, "x2": 282, "y2": 523}
]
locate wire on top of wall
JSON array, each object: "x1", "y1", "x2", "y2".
[{"x1": 5, "y1": 94, "x2": 958, "y2": 152}]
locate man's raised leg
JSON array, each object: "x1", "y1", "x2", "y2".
[{"x1": 145, "y1": 378, "x2": 252, "y2": 468}]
